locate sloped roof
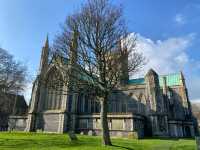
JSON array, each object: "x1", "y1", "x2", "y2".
[
  {"x1": 159, "y1": 73, "x2": 182, "y2": 87},
  {"x1": 128, "y1": 78, "x2": 145, "y2": 85},
  {"x1": 51, "y1": 55, "x2": 182, "y2": 87},
  {"x1": 0, "y1": 93, "x2": 28, "y2": 115},
  {"x1": 128, "y1": 73, "x2": 182, "y2": 87}
]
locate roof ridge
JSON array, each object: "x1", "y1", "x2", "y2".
[
  {"x1": 129, "y1": 77, "x2": 144, "y2": 80},
  {"x1": 159, "y1": 72, "x2": 181, "y2": 77}
]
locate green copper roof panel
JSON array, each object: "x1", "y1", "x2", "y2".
[
  {"x1": 159, "y1": 73, "x2": 182, "y2": 87},
  {"x1": 128, "y1": 73, "x2": 182, "y2": 87},
  {"x1": 128, "y1": 78, "x2": 145, "y2": 85}
]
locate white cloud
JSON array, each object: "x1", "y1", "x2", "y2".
[
  {"x1": 174, "y1": 52, "x2": 189, "y2": 67},
  {"x1": 22, "y1": 70, "x2": 37, "y2": 104},
  {"x1": 23, "y1": 83, "x2": 33, "y2": 104},
  {"x1": 191, "y1": 99, "x2": 200, "y2": 103},
  {"x1": 129, "y1": 33, "x2": 200, "y2": 102},
  {"x1": 174, "y1": 14, "x2": 186, "y2": 25},
  {"x1": 187, "y1": 76, "x2": 200, "y2": 102},
  {"x1": 132, "y1": 33, "x2": 194, "y2": 76}
]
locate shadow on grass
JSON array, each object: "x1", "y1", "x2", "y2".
[
  {"x1": 112, "y1": 144, "x2": 135, "y2": 150},
  {"x1": 0, "y1": 138, "x2": 83, "y2": 149},
  {"x1": 142, "y1": 137, "x2": 195, "y2": 141}
]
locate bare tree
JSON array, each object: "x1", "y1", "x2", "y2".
[
  {"x1": 0, "y1": 48, "x2": 27, "y2": 94},
  {"x1": 0, "y1": 48, "x2": 28, "y2": 130},
  {"x1": 53, "y1": 0, "x2": 145, "y2": 145}
]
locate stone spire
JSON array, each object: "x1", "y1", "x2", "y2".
[
  {"x1": 180, "y1": 71, "x2": 186, "y2": 87},
  {"x1": 44, "y1": 34, "x2": 49, "y2": 48},
  {"x1": 39, "y1": 35, "x2": 49, "y2": 74}
]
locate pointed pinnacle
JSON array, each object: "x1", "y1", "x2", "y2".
[{"x1": 44, "y1": 34, "x2": 49, "y2": 48}]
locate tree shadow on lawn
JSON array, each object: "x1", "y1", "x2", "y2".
[
  {"x1": 111, "y1": 144, "x2": 135, "y2": 150},
  {"x1": 1, "y1": 135, "x2": 194, "y2": 150},
  {"x1": 0, "y1": 137, "x2": 137, "y2": 150},
  {"x1": 142, "y1": 137, "x2": 195, "y2": 141},
  {"x1": 0, "y1": 138, "x2": 83, "y2": 149}
]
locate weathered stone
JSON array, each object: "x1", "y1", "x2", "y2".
[
  {"x1": 88, "y1": 130, "x2": 95, "y2": 136},
  {"x1": 112, "y1": 119, "x2": 123, "y2": 130},
  {"x1": 116, "y1": 132, "x2": 123, "y2": 137},
  {"x1": 128, "y1": 132, "x2": 138, "y2": 139},
  {"x1": 36, "y1": 129, "x2": 43, "y2": 133}
]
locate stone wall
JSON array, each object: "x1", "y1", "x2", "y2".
[
  {"x1": 43, "y1": 114, "x2": 60, "y2": 132},
  {"x1": 168, "y1": 120, "x2": 195, "y2": 137},
  {"x1": 8, "y1": 115, "x2": 27, "y2": 131},
  {"x1": 1, "y1": 94, "x2": 28, "y2": 131},
  {"x1": 35, "y1": 111, "x2": 63, "y2": 133},
  {"x1": 76, "y1": 113, "x2": 145, "y2": 138}
]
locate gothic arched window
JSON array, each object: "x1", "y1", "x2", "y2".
[{"x1": 44, "y1": 67, "x2": 64, "y2": 110}]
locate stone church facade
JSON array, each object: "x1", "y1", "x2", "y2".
[{"x1": 10, "y1": 37, "x2": 197, "y2": 138}]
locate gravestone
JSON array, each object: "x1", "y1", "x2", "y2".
[{"x1": 88, "y1": 130, "x2": 95, "y2": 136}]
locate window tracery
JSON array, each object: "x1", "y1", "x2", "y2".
[{"x1": 44, "y1": 68, "x2": 64, "y2": 110}]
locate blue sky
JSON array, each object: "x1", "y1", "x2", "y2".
[{"x1": 0, "y1": 0, "x2": 200, "y2": 103}]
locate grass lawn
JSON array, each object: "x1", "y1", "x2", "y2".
[{"x1": 0, "y1": 132, "x2": 196, "y2": 150}]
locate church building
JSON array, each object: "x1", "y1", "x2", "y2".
[{"x1": 10, "y1": 36, "x2": 197, "y2": 138}]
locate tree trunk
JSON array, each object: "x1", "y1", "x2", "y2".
[
  {"x1": 100, "y1": 96, "x2": 112, "y2": 146},
  {"x1": 68, "y1": 130, "x2": 77, "y2": 141},
  {"x1": 67, "y1": 113, "x2": 78, "y2": 141}
]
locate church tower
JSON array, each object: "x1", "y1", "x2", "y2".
[
  {"x1": 145, "y1": 69, "x2": 163, "y2": 112},
  {"x1": 66, "y1": 30, "x2": 79, "y2": 132},
  {"x1": 180, "y1": 72, "x2": 192, "y2": 116},
  {"x1": 119, "y1": 40, "x2": 129, "y2": 85},
  {"x1": 145, "y1": 69, "x2": 168, "y2": 136},
  {"x1": 25, "y1": 36, "x2": 50, "y2": 132}
]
